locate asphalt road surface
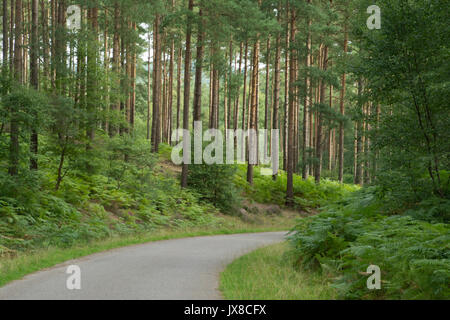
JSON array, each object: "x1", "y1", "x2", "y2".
[{"x1": 0, "y1": 232, "x2": 286, "y2": 300}]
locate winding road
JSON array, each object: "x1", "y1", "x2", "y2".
[{"x1": 0, "y1": 232, "x2": 286, "y2": 300}]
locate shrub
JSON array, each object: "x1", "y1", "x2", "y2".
[
  {"x1": 288, "y1": 188, "x2": 450, "y2": 299},
  {"x1": 188, "y1": 163, "x2": 242, "y2": 214}
]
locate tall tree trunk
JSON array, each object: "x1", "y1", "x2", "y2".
[
  {"x1": 247, "y1": 0, "x2": 261, "y2": 185},
  {"x1": 9, "y1": 0, "x2": 22, "y2": 176},
  {"x1": 2, "y1": 0, "x2": 8, "y2": 76},
  {"x1": 9, "y1": 0, "x2": 14, "y2": 73},
  {"x1": 87, "y1": 6, "x2": 98, "y2": 147},
  {"x1": 365, "y1": 103, "x2": 371, "y2": 184},
  {"x1": 286, "y1": 8, "x2": 296, "y2": 205},
  {"x1": 354, "y1": 78, "x2": 364, "y2": 185},
  {"x1": 40, "y1": 0, "x2": 49, "y2": 88},
  {"x1": 55, "y1": 0, "x2": 66, "y2": 93},
  {"x1": 193, "y1": 8, "x2": 203, "y2": 124},
  {"x1": 161, "y1": 41, "x2": 167, "y2": 141},
  {"x1": 315, "y1": 45, "x2": 328, "y2": 184},
  {"x1": 302, "y1": 0, "x2": 312, "y2": 179},
  {"x1": 168, "y1": 7, "x2": 175, "y2": 145},
  {"x1": 272, "y1": 3, "x2": 281, "y2": 180},
  {"x1": 151, "y1": 14, "x2": 162, "y2": 152},
  {"x1": 264, "y1": 37, "x2": 270, "y2": 160},
  {"x1": 240, "y1": 41, "x2": 248, "y2": 159},
  {"x1": 234, "y1": 42, "x2": 243, "y2": 132},
  {"x1": 181, "y1": 0, "x2": 193, "y2": 188},
  {"x1": 328, "y1": 84, "x2": 333, "y2": 171},
  {"x1": 338, "y1": 22, "x2": 348, "y2": 183},
  {"x1": 30, "y1": 0, "x2": 39, "y2": 170},
  {"x1": 223, "y1": 43, "x2": 229, "y2": 139},
  {"x1": 175, "y1": 45, "x2": 182, "y2": 141},
  {"x1": 283, "y1": 12, "x2": 290, "y2": 172},
  {"x1": 130, "y1": 22, "x2": 136, "y2": 131},
  {"x1": 147, "y1": 29, "x2": 151, "y2": 140},
  {"x1": 110, "y1": 2, "x2": 121, "y2": 137}
]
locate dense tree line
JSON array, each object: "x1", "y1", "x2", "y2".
[{"x1": 0, "y1": 0, "x2": 448, "y2": 206}]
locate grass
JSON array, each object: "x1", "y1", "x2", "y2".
[
  {"x1": 220, "y1": 242, "x2": 336, "y2": 300},
  {"x1": 0, "y1": 215, "x2": 293, "y2": 288}
]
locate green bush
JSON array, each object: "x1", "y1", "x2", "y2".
[
  {"x1": 234, "y1": 165, "x2": 358, "y2": 210},
  {"x1": 0, "y1": 136, "x2": 221, "y2": 254},
  {"x1": 188, "y1": 163, "x2": 242, "y2": 214},
  {"x1": 288, "y1": 188, "x2": 450, "y2": 299}
]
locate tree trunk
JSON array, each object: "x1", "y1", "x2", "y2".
[
  {"x1": 272, "y1": 3, "x2": 281, "y2": 181},
  {"x1": 181, "y1": 0, "x2": 193, "y2": 188},
  {"x1": 175, "y1": 45, "x2": 182, "y2": 141},
  {"x1": 338, "y1": 22, "x2": 348, "y2": 183},
  {"x1": 283, "y1": 13, "x2": 290, "y2": 172},
  {"x1": 355, "y1": 78, "x2": 364, "y2": 185},
  {"x1": 315, "y1": 45, "x2": 328, "y2": 184},
  {"x1": 240, "y1": 41, "x2": 248, "y2": 160},
  {"x1": 9, "y1": 0, "x2": 22, "y2": 176},
  {"x1": 9, "y1": 0, "x2": 14, "y2": 73},
  {"x1": 147, "y1": 29, "x2": 151, "y2": 140},
  {"x1": 168, "y1": 8, "x2": 175, "y2": 144},
  {"x1": 87, "y1": 6, "x2": 98, "y2": 146},
  {"x1": 193, "y1": 8, "x2": 204, "y2": 123},
  {"x1": 2, "y1": 0, "x2": 8, "y2": 75},
  {"x1": 247, "y1": 5, "x2": 261, "y2": 185},
  {"x1": 286, "y1": 8, "x2": 296, "y2": 205},
  {"x1": 30, "y1": 0, "x2": 39, "y2": 170},
  {"x1": 302, "y1": 1, "x2": 312, "y2": 179},
  {"x1": 234, "y1": 42, "x2": 243, "y2": 133},
  {"x1": 109, "y1": 2, "x2": 120, "y2": 136},
  {"x1": 264, "y1": 37, "x2": 270, "y2": 159},
  {"x1": 151, "y1": 14, "x2": 162, "y2": 152}
]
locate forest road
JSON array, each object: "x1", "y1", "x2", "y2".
[{"x1": 0, "y1": 232, "x2": 286, "y2": 300}]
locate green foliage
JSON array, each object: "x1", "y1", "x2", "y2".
[
  {"x1": 288, "y1": 188, "x2": 450, "y2": 299},
  {"x1": 352, "y1": 0, "x2": 450, "y2": 200},
  {"x1": 188, "y1": 163, "x2": 242, "y2": 214},
  {"x1": 235, "y1": 166, "x2": 358, "y2": 210},
  {"x1": 1, "y1": 86, "x2": 48, "y2": 132},
  {"x1": 0, "y1": 135, "x2": 220, "y2": 254}
]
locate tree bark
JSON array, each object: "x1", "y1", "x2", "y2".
[
  {"x1": 338, "y1": 22, "x2": 348, "y2": 183},
  {"x1": 9, "y1": 0, "x2": 22, "y2": 176},
  {"x1": 2, "y1": 0, "x2": 8, "y2": 75},
  {"x1": 302, "y1": 0, "x2": 312, "y2": 179},
  {"x1": 181, "y1": 0, "x2": 193, "y2": 188},
  {"x1": 151, "y1": 14, "x2": 162, "y2": 152},
  {"x1": 247, "y1": 0, "x2": 261, "y2": 185},
  {"x1": 286, "y1": 8, "x2": 296, "y2": 205},
  {"x1": 30, "y1": 0, "x2": 39, "y2": 170},
  {"x1": 193, "y1": 8, "x2": 204, "y2": 123},
  {"x1": 272, "y1": 3, "x2": 281, "y2": 180},
  {"x1": 315, "y1": 45, "x2": 328, "y2": 184}
]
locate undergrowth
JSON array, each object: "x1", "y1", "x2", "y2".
[
  {"x1": 234, "y1": 165, "x2": 359, "y2": 211},
  {"x1": 288, "y1": 188, "x2": 450, "y2": 299}
]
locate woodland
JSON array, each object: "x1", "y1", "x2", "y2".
[{"x1": 0, "y1": 0, "x2": 448, "y2": 299}]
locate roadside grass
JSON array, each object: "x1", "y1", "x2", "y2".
[
  {"x1": 220, "y1": 242, "x2": 336, "y2": 300},
  {"x1": 0, "y1": 215, "x2": 293, "y2": 288}
]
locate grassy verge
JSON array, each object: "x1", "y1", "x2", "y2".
[
  {"x1": 220, "y1": 242, "x2": 335, "y2": 300},
  {"x1": 0, "y1": 215, "x2": 292, "y2": 288}
]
